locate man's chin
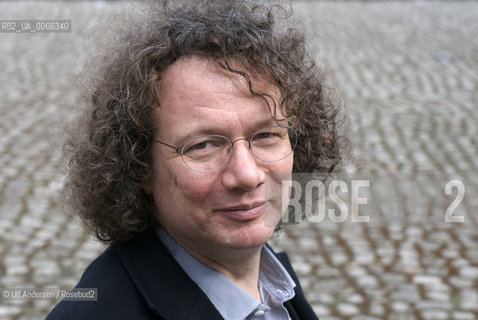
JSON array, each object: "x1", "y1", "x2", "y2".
[{"x1": 221, "y1": 226, "x2": 275, "y2": 250}]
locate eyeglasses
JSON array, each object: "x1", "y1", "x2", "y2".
[{"x1": 153, "y1": 125, "x2": 299, "y2": 172}]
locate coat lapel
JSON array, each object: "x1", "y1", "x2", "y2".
[{"x1": 117, "y1": 230, "x2": 223, "y2": 320}]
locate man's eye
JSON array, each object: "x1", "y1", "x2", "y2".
[
  {"x1": 254, "y1": 132, "x2": 276, "y2": 139},
  {"x1": 190, "y1": 141, "x2": 209, "y2": 150},
  {"x1": 253, "y1": 131, "x2": 284, "y2": 143},
  {"x1": 183, "y1": 138, "x2": 227, "y2": 156},
  {"x1": 252, "y1": 128, "x2": 288, "y2": 148},
  {"x1": 184, "y1": 141, "x2": 214, "y2": 154}
]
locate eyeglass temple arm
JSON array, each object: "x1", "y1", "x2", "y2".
[{"x1": 152, "y1": 139, "x2": 182, "y2": 154}]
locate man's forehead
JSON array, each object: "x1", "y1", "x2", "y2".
[{"x1": 157, "y1": 56, "x2": 278, "y2": 98}]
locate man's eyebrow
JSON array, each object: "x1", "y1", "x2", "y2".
[
  {"x1": 174, "y1": 118, "x2": 287, "y2": 144},
  {"x1": 254, "y1": 118, "x2": 287, "y2": 128},
  {"x1": 175, "y1": 127, "x2": 221, "y2": 145}
]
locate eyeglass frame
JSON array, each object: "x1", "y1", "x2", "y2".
[{"x1": 152, "y1": 125, "x2": 299, "y2": 172}]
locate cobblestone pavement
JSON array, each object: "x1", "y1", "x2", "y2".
[{"x1": 1, "y1": 2, "x2": 477, "y2": 320}]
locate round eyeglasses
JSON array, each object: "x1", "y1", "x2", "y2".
[{"x1": 153, "y1": 125, "x2": 299, "y2": 172}]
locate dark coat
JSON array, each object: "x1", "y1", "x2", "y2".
[{"x1": 46, "y1": 230, "x2": 318, "y2": 320}]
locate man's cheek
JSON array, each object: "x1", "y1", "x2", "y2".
[{"x1": 179, "y1": 177, "x2": 215, "y2": 203}]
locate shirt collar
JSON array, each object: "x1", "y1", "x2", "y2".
[
  {"x1": 259, "y1": 246, "x2": 296, "y2": 303},
  {"x1": 158, "y1": 227, "x2": 295, "y2": 320}
]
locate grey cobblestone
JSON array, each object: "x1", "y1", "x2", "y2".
[{"x1": 1, "y1": 1, "x2": 477, "y2": 319}]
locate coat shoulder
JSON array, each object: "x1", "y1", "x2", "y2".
[{"x1": 46, "y1": 245, "x2": 158, "y2": 320}]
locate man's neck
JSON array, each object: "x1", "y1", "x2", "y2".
[{"x1": 185, "y1": 244, "x2": 263, "y2": 301}]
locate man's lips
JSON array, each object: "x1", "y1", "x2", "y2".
[{"x1": 214, "y1": 202, "x2": 267, "y2": 221}]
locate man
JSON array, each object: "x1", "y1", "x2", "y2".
[{"x1": 47, "y1": 0, "x2": 345, "y2": 319}]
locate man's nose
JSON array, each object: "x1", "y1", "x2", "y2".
[{"x1": 221, "y1": 140, "x2": 265, "y2": 191}]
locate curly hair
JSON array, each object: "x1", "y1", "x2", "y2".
[{"x1": 64, "y1": 0, "x2": 348, "y2": 243}]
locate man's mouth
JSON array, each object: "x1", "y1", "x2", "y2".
[{"x1": 215, "y1": 201, "x2": 267, "y2": 221}]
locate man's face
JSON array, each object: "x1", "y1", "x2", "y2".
[{"x1": 144, "y1": 56, "x2": 293, "y2": 256}]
